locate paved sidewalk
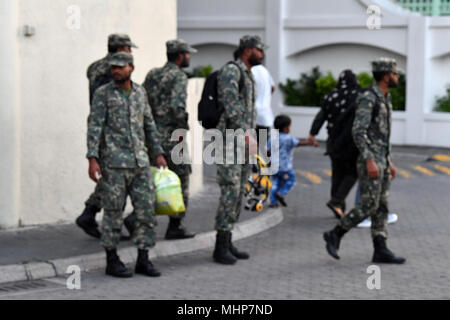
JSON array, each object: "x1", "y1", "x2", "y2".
[
  {"x1": 0, "y1": 165, "x2": 220, "y2": 265},
  {"x1": 0, "y1": 164, "x2": 283, "y2": 283},
  {"x1": 2, "y1": 145, "x2": 449, "y2": 299}
]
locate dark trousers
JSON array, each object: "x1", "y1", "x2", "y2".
[
  {"x1": 256, "y1": 125, "x2": 270, "y2": 147},
  {"x1": 329, "y1": 156, "x2": 358, "y2": 212}
]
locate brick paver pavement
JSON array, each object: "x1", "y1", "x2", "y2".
[{"x1": 2, "y1": 146, "x2": 449, "y2": 300}]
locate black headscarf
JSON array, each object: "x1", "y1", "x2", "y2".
[
  {"x1": 323, "y1": 70, "x2": 360, "y2": 158},
  {"x1": 323, "y1": 70, "x2": 359, "y2": 123}
]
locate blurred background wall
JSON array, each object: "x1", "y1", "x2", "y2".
[
  {"x1": 0, "y1": 0, "x2": 181, "y2": 228},
  {"x1": 178, "y1": 0, "x2": 450, "y2": 148}
]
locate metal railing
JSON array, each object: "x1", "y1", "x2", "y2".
[{"x1": 394, "y1": 0, "x2": 450, "y2": 16}]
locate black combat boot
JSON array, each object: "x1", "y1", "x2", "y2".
[
  {"x1": 213, "y1": 231, "x2": 237, "y2": 265},
  {"x1": 372, "y1": 236, "x2": 406, "y2": 264},
  {"x1": 123, "y1": 212, "x2": 137, "y2": 238},
  {"x1": 165, "y1": 217, "x2": 196, "y2": 240},
  {"x1": 323, "y1": 225, "x2": 348, "y2": 260},
  {"x1": 76, "y1": 205, "x2": 101, "y2": 239},
  {"x1": 229, "y1": 232, "x2": 249, "y2": 259},
  {"x1": 135, "y1": 249, "x2": 161, "y2": 277},
  {"x1": 105, "y1": 249, "x2": 133, "y2": 278}
]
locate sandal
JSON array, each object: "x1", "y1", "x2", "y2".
[{"x1": 327, "y1": 203, "x2": 344, "y2": 220}]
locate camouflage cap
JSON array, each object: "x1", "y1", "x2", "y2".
[
  {"x1": 109, "y1": 52, "x2": 134, "y2": 67},
  {"x1": 239, "y1": 35, "x2": 268, "y2": 51},
  {"x1": 108, "y1": 34, "x2": 138, "y2": 49},
  {"x1": 372, "y1": 57, "x2": 404, "y2": 75},
  {"x1": 166, "y1": 39, "x2": 198, "y2": 54}
]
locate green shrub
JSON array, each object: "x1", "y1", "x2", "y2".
[
  {"x1": 279, "y1": 67, "x2": 406, "y2": 111},
  {"x1": 390, "y1": 74, "x2": 406, "y2": 111},
  {"x1": 434, "y1": 85, "x2": 450, "y2": 112},
  {"x1": 315, "y1": 72, "x2": 337, "y2": 102},
  {"x1": 279, "y1": 67, "x2": 323, "y2": 106},
  {"x1": 357, "y1": 72, "x2": 374, "y2": 89},
  {"x1": 186, "y1": 65, "x2": 213, "y2": 78}
]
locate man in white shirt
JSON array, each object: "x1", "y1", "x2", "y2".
[{"x1": 251, "y1": 64, "x2": 275, "y2": 145}]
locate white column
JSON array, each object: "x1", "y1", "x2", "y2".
[
  {"x1": 186, "y1": 78, "x2": 204, "y2": 197},
  {"x1": 265, "y1": 0, "x2": 284, "y2": 116},
  {"x1": 0, "y1": 0, "x2": 20, "y2": 228},
  {"x1": 405, "y1": 16, "x2": 429, "y2": 145}
]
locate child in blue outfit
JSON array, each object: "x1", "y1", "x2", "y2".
[{"x1": 268, "y1": 115, "x2": 314, "y2": 207}]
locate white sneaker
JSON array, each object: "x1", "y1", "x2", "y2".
[
  {"x1": 357, "y1": 218, "x2": 371, "y2": 228},
  {"x1": 387, "y1": 213, "x2": 398, "y2": 224},
  {"x1": 357, "y1": 213, "x2": 398, "y2": 228}
]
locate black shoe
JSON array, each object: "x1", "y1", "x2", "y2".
[
  {"x1": 323, "y1": 226, "x2": 347, "y2": 260},
  {"x1": 372, "y1": 236, "x2": 406, "y2": 264},
  {"x1": 275, "y1": 193, "x2": 287, "y2": 207},
  {"x1": 165, "y1": 217, "x2": 196, "y2": 240},
  {"x1": 105, "y1": 249, "x2": 133, "y2": 278},
  {"x1": 269, "y1": 203, "x2": 280, "y2": 208},
  {"x1": 76, "y1": 205, "x2": 101, "y2": 239},
  {"x1": 229, "y1": 233, "x2": 249, "y2": 260},
  {"x1": 213, "y1": 231, "x2": 237, "y2": 265},
  {"x1": 124, "y1": 212, "x2": 137, "y2": 238},
  {"x1": 135, "y1": 249, "x2": 161, "y2": 277}
]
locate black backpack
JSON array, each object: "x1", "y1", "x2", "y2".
[{"x1": 198, "y1": 61, "x2": 245, "y2": 129}]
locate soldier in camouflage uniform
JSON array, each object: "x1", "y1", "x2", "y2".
[
  {"x1": 87, "y1": 34, "x2": 137, "y2": 104},
  {"x1": 77, "y1": 34, "x2": 138, "y2": 239},
  {"x1": 323, "y1": 58, "x2": 406, "y2": 264},
  {"x1": 87, "y1": 52, "x2": 167, "y2": 278},
  {"x1": 142, "y1": 40, "x2": 197, "y2": 240},
  {"x1": 213, "y1": 35, "x2": 266, "y2": 265}
]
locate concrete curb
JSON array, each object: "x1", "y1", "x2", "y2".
[{"x1": 0, "y1": 208, "x2": 283, "y2": 284}]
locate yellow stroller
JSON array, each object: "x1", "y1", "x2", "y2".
[{"x1": 244, "y1": 155, "x2": 272, "y2": 212}]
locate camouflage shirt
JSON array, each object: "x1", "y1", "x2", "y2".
[
  {"x1": 352, "y1": 82, "x2": 392, "y2": 165},
  {"x1": 142, "y1": 62, "x2": 189, "y2": 147},
  {"x1": 87, "y1": 81, "x2": 164, "y2": 168},
  {"x1": 217, "y1": 59, "x2": 256, "y2": 132},
  {"x1": 87, "y1": 54, "x2": 113, "y2": 105}
]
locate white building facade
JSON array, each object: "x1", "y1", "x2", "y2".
[
  {"x1": 0, "y1": 0, "x2": 201, "y2": 228},
  {"x1": 178, "y1": 0, "x2": 450, "y2": 147}
]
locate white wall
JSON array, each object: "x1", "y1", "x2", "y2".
[
  {"x1": 178, "y1": 0, "x2": 266, "y2": 48},
  {"x1": 186, "y1": 79, "x2": 205, "y2": 197},
  {"x1": 189, "y1": 43, "x2": 237, "y2": 71},
  {"x1": 0, "y1": 0, "x2": 179, "y2": 228},
  {"x1": 178, "y1": 0, "x2": 450, "y2": 149},
  {"x1": 178, "y1": 0, "x2": 265, "y2": 19},
  {"x1": 285, "y1": 0, "x2": 366, "y2": 16},
  {"x1": 278, "y1": 106, "x2": 408, "y2": 144},
  {"x1": 284, "y1": 44, "x2": 407, "y2": 81},
  {"x1": 0, "y1": 0, "x2": 21, "y2": 228}
]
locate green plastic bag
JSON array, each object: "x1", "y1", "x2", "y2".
[{"x1": 151, "y1": 167, "x2": 186, "y2": 216}]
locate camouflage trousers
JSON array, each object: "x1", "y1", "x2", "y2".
[
  {"x1": 85, "y1": 184, "x2": 102, "y2": 209},
  {"x1": 99, "y1": 166, "x2": 157, "y2": 250},
  {"x1": 215, "y1": 163, "x2": 251, "y2": 232},
  {"x1": 340, "y1": 159, "x2": 390, "y2": 239}
]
